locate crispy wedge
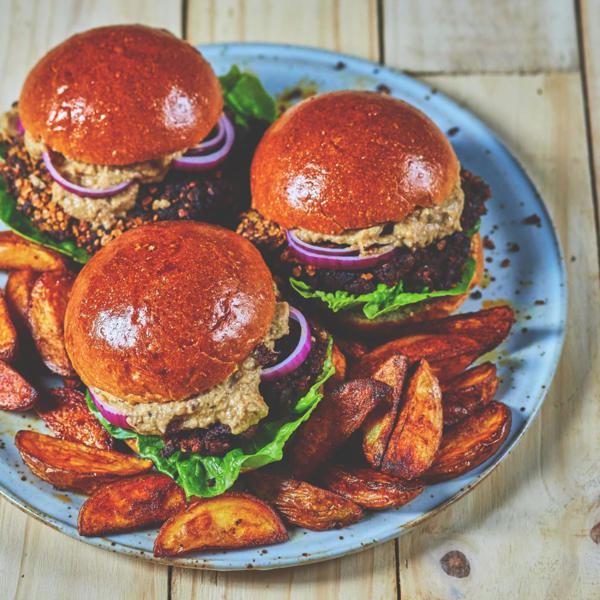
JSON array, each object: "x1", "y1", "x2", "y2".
[
  {"x1": 0, "y1": 360, "x2": 38, "y2": 410},
  {"x1": 425, "y1": 401, "x2": 512, "y2": 483},
  {"x1": 248, "y1": 473, "x2": 363, "y2": 530},
  {"x1": 36, "y1": 388, "x2": 114, "y2": 450},
  {"x1": 0, "y1": 292, "x2": 18, "y2": 363},
  {"x1": 352, "y1": 334, "x2": 484, "y2": 384},
  {"x1": 15, "y1": 430, "x2": 153, "y2": 494},
  {"x1": 5, "y1": 269, "x2": 37, "y2": 330},
  {"x1": 78, "y1": 474, "x2": 185, "y2": 536},
  {"x1": 394, "y1": 306, "x2": 514, "y2": 354},
  {"x1": 442, "y1": 362, "x2": 498, "y2": 426},
  {"x1": 351, "y1": 354, "x2": 408, "y2": 468},
  {"x1": 381, "y1": 359, "x2": 443, "y2": 479},
  {"x1": 0, "y1": 232, "x2": 65, "y2": 271},
  {"x1": 153, "y1": 492, "x2": 288, "y2": 557},
  {"x1": 326, "y1": 343, "x2": 347, "y2": 390},
  {"x1": 321, "y1": 465, "x2": 424, "y2": 510},
  {"x1": 290, "y1": 379, "x2": 390, "y2": 479},
  {"x1": 29, "y1": 270, "x2": 76, "y2": 376}
]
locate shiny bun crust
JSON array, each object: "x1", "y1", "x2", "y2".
[
  {"x1": 251, "y1": 90, "x2": 459, "y2": 234},
  {"x1": 19, "y1": 25, "x2": 223, "y2": 165},
  {"x1": 64, "y1": 222, "x2": 275, "y2": 404},
  {"x1": 327, "y1": 233, "x2": 483, "y2": 339}
]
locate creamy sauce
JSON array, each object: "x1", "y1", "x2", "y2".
[
  {"x1": 22, "y1": 129, "x2": 181, "y2": 228},
  {"x1": 294, "y1": 176, "x2": 464, "y2": 254},
  {"x1": 92, "y1": 301, "x2": 290, "y2": 436}
]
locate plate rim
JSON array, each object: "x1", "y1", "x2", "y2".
[{"x1": 0, "y1": 41, "x2": 567, "y2": 570}]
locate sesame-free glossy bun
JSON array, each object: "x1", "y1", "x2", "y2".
[
  {"x1": 64, "y1": 222, "x2": 275, "y2": 404},
  {"x1": 327, "y1": 233, "x2": 484, "y2": 340},
  {"x1": 19, "y1": 25, "x2": 222, "y2": 165},
  {"x1": 251, "y1": 90, "x2": 459, "y2": 234}
]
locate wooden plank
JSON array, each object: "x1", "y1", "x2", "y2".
[
  {"x1": 580, "y1": 0, "x2": 600, "y2": 229},
  {"x1": 0, "y1": 1, "x2": 180, "y2": 596},
  {"x1": 176, "y1": 1, "x2": 394, "y2": 594},
  {"x1": 2, "y1": 500, "x2": 168, "y2": 600},
  {"x1": 395, "y1": 72, "x2": 600, "y2": 599},
  {"x1": 0, "y1": 0, "x2": 182, "y2": 108},
  {"x1": 383, "y1": 0, "x2": 578, "y2": 73},
  {"x1": 172, "y1": 542, "x2": 396, "y2": 599},
  {"x1": 186, "y1": 0, "x2": 379, "y2": 60}
]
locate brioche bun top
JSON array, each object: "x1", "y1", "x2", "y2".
[
  {"x1": 64, "y1": 221, "x2": 275, "y2": 404},
  {"x1": 251, "y1": 90, "x2": 460, "y2": 234},
  {"x1": 19, "y1": 25, "x2": 223, "y2": 165}
]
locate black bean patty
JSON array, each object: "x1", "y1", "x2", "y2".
[
  {"x1": 0, "y1": 117, "x2": 267, "y2": 254},
  {"x1": 237, "y1": 169, "x2": 490, "y2": 295},
  {"x1": 161, "y1": 321, "x2": 330, "y2": 457}
]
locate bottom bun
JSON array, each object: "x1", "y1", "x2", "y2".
[{"x1": 327, "y1": 233, "x2": 484, "y2": 341}]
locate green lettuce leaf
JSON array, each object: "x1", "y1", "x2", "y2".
[
  {"x1": 290, "y1": 257, "x2": 476, "y2": 320},
  {"x1": 85, "y1": 337, "x2": 335, "y2": 498},
  {"x1": 219, "y1": 65, "x2": 277, "y2": 128}
]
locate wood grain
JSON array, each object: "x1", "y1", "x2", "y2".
[
  {"x1": 186, "y1": 0, "x2": 379, "y2": 60},
  {"x1": 0, "y1": 0, "x2": 182, "y2": 108},
  {"x1": 383, "y1": 0, "x2": 578, "y2": 73},
  {"x1": 396, "y1": 72, "x2": 600, "y2": 599},
  {"x1": 580, "y1": 0, "x2": 600, "y2": 233}
]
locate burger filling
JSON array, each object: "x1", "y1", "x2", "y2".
[
  {"x1": 90, "y1": 301, "x2": 291, "y2": 436},
  {"x1": 237, "y1": 169, "x2": 489, "y2": 319}
]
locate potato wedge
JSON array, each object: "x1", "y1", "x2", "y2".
[
  {"x1": 321, "y1": 465, "x2": 424, "y2": 510},
  {"x1": 425, "y1": 401, "x2": 512, "y2": 483},
  {"x1": 0, "y1": 292, "x2": 18, "y2": 363},
  {"x1": 381, "y1": 359, "x2": 443, "y2": 479},
  {"x1": 0, "y1": 360, "x2": 38, "y2": 410},
  {"x1": 332, "y1": 335, "x2": 370, "y2": 364},
  {"x1": 442, "y1": 362, "x2": 498, "y2": 426},
  {"x1": 78, "y1": 474, "x2": 185, "y2": 536},
  {"x1": 29, "y1": 270, "x2": 76, "y2": 376},
  {"x1": 352, "y1": 333, "x2": 483, "y2": 384},
  {"x1": 326, "y1": 343, "x2": 347, "y2": 390},
  {"x1": 5, "y1": 269, "x2": 37, "y2": 330},
  {"x1": 0, "y1": 232, "x2": 65, "y2": 271},
  {"x1": 351, "y1": 354, "x2": 408, "y2": 468},
  {"x1": 394, "y1": 306, "x2": 514, "y2": 355},
  {"x1": 15, "y1": 430, "x2": 153, "y2": 494},
  {"x1": 153, "y1": 492, "x2": 288, "y2": 557},
  {"x1": 248, "y1": 473, "x2": 363, "y2": 530},
  {"x1": 36, "y1": 388, "x2": 114, "y2": 450},
  {"x1": 290, "y1": 379, "x2": 390, "y2": 479}
]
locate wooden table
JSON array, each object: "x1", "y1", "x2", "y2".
[{"x1": 1, "y1": 1, "x2": 598, "y2": 598}]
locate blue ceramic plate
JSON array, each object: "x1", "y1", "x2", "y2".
[{"x1": 0, "y1": 44, "x2": 566, "y2": 570}]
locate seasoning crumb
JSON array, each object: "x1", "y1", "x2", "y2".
[
  {"x1": 523, "y1": 213, "x2": 542, "y2": 227},
  {"x1": 590, "y1": 523, "x2": 600, "y2": 544},
  {"x1": 334, "y1": 61, "x2": 346, "y2": 70},
  {"x1": 470, "y1": 290, "x2": 482, "y2": 300},
  {"x1": 485, "y1": 256, "x2": 493, "y2": 263},
  {"x1": 500, "y1": 259, "x2": 510, "y2": 268},
  {"x1": 507, "y1": 242, "x2": 520, "y2": 252},
  {"x1": 571, "y1": 255, "x2": 577, "y2": 262},
  {"x1": 483, "y1": 235, "x2": 495, "y2": 250},
  {"x1": 376, "y1": 83, "x2": 391, "y2": 95},
  {"x1": 535, "y1": 299, "x2": 546, "y2": 305},
  {"x1": 440, "y1": 550, "x2": 470, "y2": 578},
  {"x1": 447, "y1": 126, "x2": 460, "y2": 137}
]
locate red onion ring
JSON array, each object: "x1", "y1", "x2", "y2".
[
  {"x1": 287, "y1": 231, "x2": 396, "y2": 271},
  {"x1": 16, "y1": 117, "x2": 24, "y2": 135},
  {"x1": 173, "y1": 114, "x2": 235, "y2": 171},
  {"x1": 286, "y1": 230, "x2": 357, "y2": 256},
  {"x1": 42, "y1": 152, "x2": 134, "y2": 198},
  {"x1": 89, "y1": 389, "x2": 132, "y2": 430},
  {"x1": 261, "y1": 307, "x2": 312, "y2": 382},
  {"x1": 185, "y1": 115, "x2": 228, "y2": 154}
]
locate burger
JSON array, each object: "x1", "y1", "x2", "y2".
[
  {"x1": 237, "y1": 90, "x2": 489, "y2": 338},
  {"x1": 0, "y1": 25, "x2": 275, "y2": 262},
  {"x1": 64, "y1": 221, "x2": 337, "y2": 496}
]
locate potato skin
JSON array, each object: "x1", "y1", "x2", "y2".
[
  {"x1": 249, "y1": 473, "x2": 364, "y2": 530},
  {"x1": 36, "y1": 388, "x2": 114, "y2": 450},
  {"x1": 0, "y1": 231, "x2": 65, "y2": 271},
  {"x1": 153, "y1": 492, "x2": 288, "y2": 557},
  {"x1": 0, "y1": 361, "x2": 38, "y2": 411},
  {"x1": 320, "y1": 465, "x2": 424, "y2": 510},
  {"x1": 15, "y1": 430, "x2": 153, "y2": 494},
  {"x1": 78, "y1": 474, "x2": 185, "y2": 536},
  {"x1": 425, "y1": 401, "x2": 512, "y2": 483}
]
